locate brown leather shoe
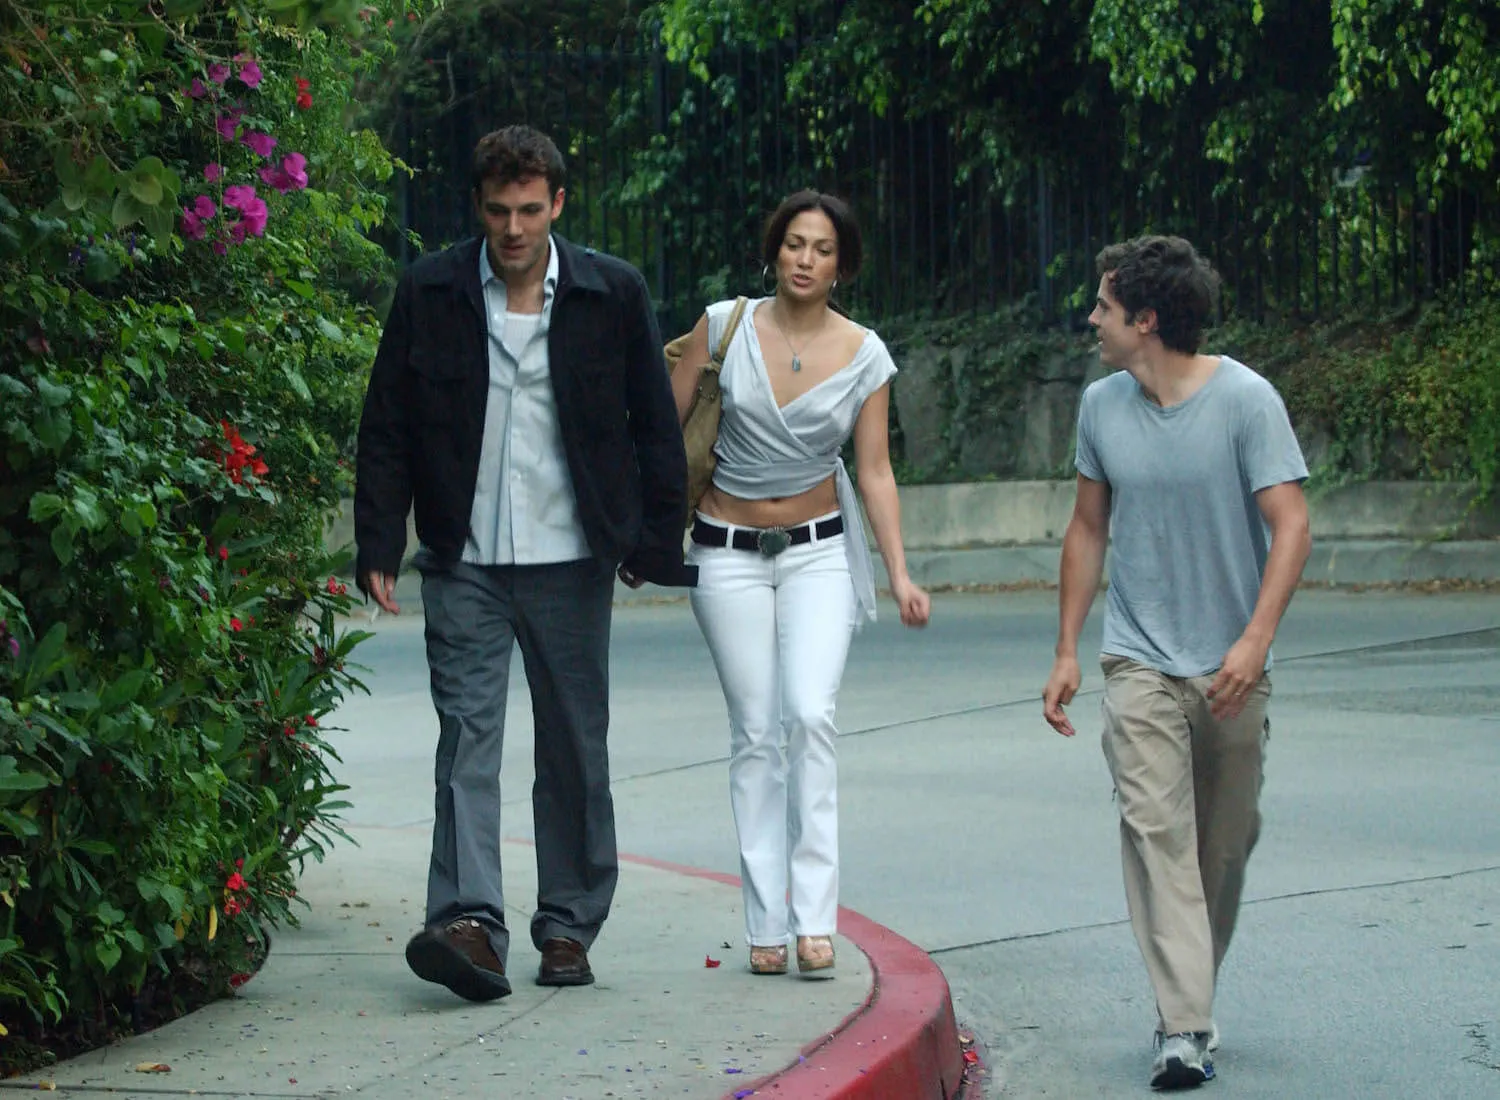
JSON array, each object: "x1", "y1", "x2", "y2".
[
  {"x1": 406, "y1": 917, "x2": 511, "y2": 1001},
  {"x1": 537, "y1": 937, "x2": 594, "y2": 986}
]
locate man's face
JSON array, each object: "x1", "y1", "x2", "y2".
[
  {"x1": 1087, "y1": 273, "x2": 1152, "y2": 369},
  {"x1": 474, "y1": 175, "x2": 564, "y2": 279}
]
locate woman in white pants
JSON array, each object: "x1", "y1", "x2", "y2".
[{"x1": 668, "y1": 191, "x2": 930, "y2": 977}]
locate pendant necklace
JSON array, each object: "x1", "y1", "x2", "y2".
[{"x1": 771, "y1": 302, "x2": 827, "y2": 373}]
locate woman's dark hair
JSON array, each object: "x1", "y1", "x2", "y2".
[
  {"x1": 761, "y1": 190, "x2": 863, "y2": 281},
  {"x1": 1095, "y1": 235, "x2": 1221, "y2": 355},
  {"x1": 471, "y1": 125, "x2": 566, "y2": 197}
]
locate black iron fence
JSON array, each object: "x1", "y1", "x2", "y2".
[{"x1": 394, "y1": 41, "x2": 1491, "y2": 334}]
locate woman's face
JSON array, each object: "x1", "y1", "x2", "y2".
[{"x1": 776, "y1": 209, "x2": 840, "y2": 301}]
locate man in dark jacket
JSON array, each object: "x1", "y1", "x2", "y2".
[{"x1": 354, "y1": 125, "x2": 691, "y2": 1001}]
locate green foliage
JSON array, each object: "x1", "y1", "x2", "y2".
[
  {"x1": 1215, "y1": 283, "x2": 1500, "y2": 496},
  {"x1": 0, "y1": 0, "x2": 407, "y2": 1056}
]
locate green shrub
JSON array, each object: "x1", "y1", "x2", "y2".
[
  {"x1": 1217, "y1": 284, "x2": 1500, "y2": 496},
  {"x1": 0, "y1": 0, "x2": 413, "y2": 1059}
]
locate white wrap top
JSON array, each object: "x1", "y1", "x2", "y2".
[{"x1": 705, "y1": 297, "x2": 898, "y2": 622}]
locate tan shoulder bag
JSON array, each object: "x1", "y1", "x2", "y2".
[{"x1": 663, "y1": 296, "x2": 749, "y2": 527}]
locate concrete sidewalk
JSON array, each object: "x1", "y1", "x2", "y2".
[{"x1": 11, "y1": 802, "x2": 963, "y2": 1100}]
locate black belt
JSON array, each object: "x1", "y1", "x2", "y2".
[{"x1": 691, "y1": 515, "x2": 844, "y2": 557}]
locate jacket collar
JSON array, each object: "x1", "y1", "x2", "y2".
[{"x1": 417, "y1": 233, "x2": 606, "y2": 317}]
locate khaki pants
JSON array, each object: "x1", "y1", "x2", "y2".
[{"x1": 1100, "y1": 655, "x2": 1271, "y2": 1035}]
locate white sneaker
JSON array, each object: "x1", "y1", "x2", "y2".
[
  {"x1": 1149, "y1": 1032, "x2": 1214, "y2": 1090},
  {"x1": 1154, "y1": 1021, "x2": 1220, "y2": 1053}
]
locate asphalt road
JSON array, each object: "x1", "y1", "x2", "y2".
[{"x1": 333, "y1": 588, "x2": 1500, "y2": 1098}]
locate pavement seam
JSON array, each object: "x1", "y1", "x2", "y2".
[{"x1": 928, "y1": 863, "x2": 1500, "y2": 957}]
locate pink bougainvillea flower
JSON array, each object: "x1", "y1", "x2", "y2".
[
  {"x1": 204, "y1": 162, "x2": 223, "y2": 182},
  {"x1": 181, "y1": 208, "x2": 207, "y2": 240},
  {"x1": 236, "y1": 58, "x2": 262, "y2": 88},
  {"x1": 215, "y1": 111, "x2": 242, "y2": 141},
  {"x1": 280, "y1": 152, "x2": 308, "y2": 189},
  {"x1": 212, "y1": 239, "x2": 228, "y2": 256},
  {"x1": 192, "y1": 194, "x2": 217, "y2": 220},
  {"x1": 207, "y1": 62, "x2": 230, "y2": 84},
  {"x1": 229, "y1": 221, "x2": 248, "y2": 246},
  {"x1": 7, "y1": 636, "x2": 19, "y2": 660},
  {"x1": 238, "y1": 196, "x2": 269, "y2": 237},
  {"x1": 223, "y1": 184, "x2": 256, "y2": 210},
  {"x1": 260, "y1": 153, "x2": 308, "y2": 194},
  {"x1": 241, "y1": 130, "x2": 277, "y2": 158},
  {"x1": 188, "y1": 77, "x2": 209, "y2": 99}
]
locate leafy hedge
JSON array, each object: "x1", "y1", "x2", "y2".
[
  {"x1": 1218, "y1": 284, "x2": 1500, "y2": 497},
  {"x1": 0, "y1": 0, "x2": 413, "y2": 1063},
  {"x1": 879, "y1": 284, "x2": 1500, "y2": 497}
]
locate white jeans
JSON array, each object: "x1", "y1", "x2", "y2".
[{"x1": 688, "y1": 514, "x2": 857, "y2": 946}]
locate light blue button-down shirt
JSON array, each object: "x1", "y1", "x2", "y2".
[{"x1": 463, "y1": 236, "x2": 590, "y2": 565}]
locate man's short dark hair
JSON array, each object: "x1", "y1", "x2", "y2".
[
  {"x1": 762, "y1": 190, "x2": 863, "y2": 281},
  {"x1": 1096, "y1": 236, "x2": 1221, "y2": 355},
  {"x1": 471, "y1": 125, "x2": 566, "y2": 197}
]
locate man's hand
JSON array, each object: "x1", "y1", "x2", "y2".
[
  {"x1": 1206, "y1": 633, "x2": 1270, "y2": 720},
  {"x1": 362, "y1": 570, "x2": 401, "y2": 615},
  {"x1": 617, "y1": 564, "x2": 646, "y2": 589},
  {"x1": 1043, "y1": 654, "x2": 1082, "y2": 737}
]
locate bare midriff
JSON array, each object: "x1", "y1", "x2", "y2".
[{"x1": 698, "y1": 474, "x2": 839, "y2": 529}]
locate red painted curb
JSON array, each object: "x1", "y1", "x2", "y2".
[{"x1": 616, "y1": 851, "x2": 964, "y2": 1100}]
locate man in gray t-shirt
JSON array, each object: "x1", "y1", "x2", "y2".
[{"x1": 1042, "y1": 236, "x2": 1311, "y2": 1091}]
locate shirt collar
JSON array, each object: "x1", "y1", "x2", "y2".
[{"x1": 478, "y1": 234, "x2": 560, "y2": 295}]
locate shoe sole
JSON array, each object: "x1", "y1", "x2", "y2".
[
  {"x1": 797, "y1": 962, "x2": 836, "y2": 980},
  {"x1": 406, "y1": 932, "x2": 512, "y2": 1001},
  {"x1": 1150, "y1": 1057, "x2": 1211, "y2": 1090},
  {"x1": 536, "y1": 969, "x2": 595, "y2": 987}
]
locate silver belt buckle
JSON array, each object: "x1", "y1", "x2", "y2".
[{"x1": 756, "y1": 526, "x2": 792, "y2": 558}]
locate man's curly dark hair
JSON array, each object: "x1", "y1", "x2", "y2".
[
  {"x1": 471, "y1": 125, "x2": 566, "y2": 197},
  {"x1": 1096, "y1": 236, "x2": 1221, "y2": 355}
]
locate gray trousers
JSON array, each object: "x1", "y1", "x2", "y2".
[{"x1": 419, "y1": 557, "x2": 617, "y2": 966}]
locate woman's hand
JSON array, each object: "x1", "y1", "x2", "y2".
[{"x1": 891, "y1": 577, "x2": 931, "y2": 627}]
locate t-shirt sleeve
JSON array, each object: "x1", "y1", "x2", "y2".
[
  {"x1": 1240, "y1": 382, "x2": 1309, "y2": 492},
  {"x1": 1074, "y1": 382, "x2": 1105, "y2": 482}
]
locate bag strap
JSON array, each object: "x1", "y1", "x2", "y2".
[{"x1": 710, "y1": 296, "x2": 750, "y2": 367}]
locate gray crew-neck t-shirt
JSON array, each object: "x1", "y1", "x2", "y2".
[{"x1": 1075, "y1": 357, "x2": 1308, "y2": 678}]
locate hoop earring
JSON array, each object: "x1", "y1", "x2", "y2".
[{"x1": 761, "y1": 264, "x2": 777, "y2": 296}]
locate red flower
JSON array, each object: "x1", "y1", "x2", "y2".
[
  {"x1": 223, "y1": 898, "x2": 243, "y2": 917},
  {"x1": 304, "y1": 715, "x2": 318, "y2": 728},
  {"x1": 235, "y1": 858, "x2": 244, "y2": 869},
  {"x1": 283, "y1": 723, "x2": 295, "y2": 738},
  {"x1": 215, "y1": 421, "x2": 270, "y2": 484},
  {"x1": 228, "y1": 971, "x2": 252, "y2": 987},
  {"x1": 229, "y1": 617, "x2": 244, "y2": 632},
  {"x1": 218, "y1": 545, "x2": 229, "y2": 561},
  {"x1": 225, "y1": 871, "x2": 246, "y2": 892}
]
